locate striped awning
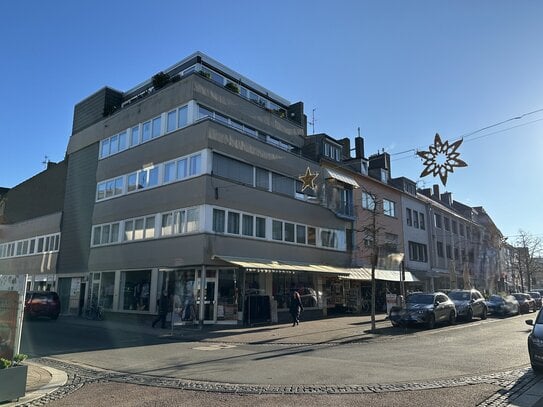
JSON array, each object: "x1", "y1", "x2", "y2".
[
  {"x1": 214, "y1": 256, "x2": 351, "y2": 275},
  {"x1": 341, "y1": 268, "x2": 419, "y2": 282},
  {"x1": 325, "y1": 168, "x2": 360, "y2": 188}
]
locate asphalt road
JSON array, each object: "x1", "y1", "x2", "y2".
[{"x1": 21, "y1": 313, "x2": 533, "y2": 386}]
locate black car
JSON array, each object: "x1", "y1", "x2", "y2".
[
  {"x1": 24, "y1": 291, "x2": 60, "y2": 320},
  {"x1": 526, "y1": 309, "x2": 543, "y2": 372},
  {"x1": 486, "y1": 294, "x2": 520, "y2": 317},
  {"x1": 447, "y1": 289, "x2": 488, "y2": 321},
  {"x1": 512, "y1": 293, "x2": 536, "y2": 314},
  {"x1": 389, "y1": 292, "x2": 456, "y2": 329}
]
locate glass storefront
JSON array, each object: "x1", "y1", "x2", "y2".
[
  {"x1": 272, "y1": 272, "x2": 319, "y2": 309},
  {"x1": 120, "y1": 270, "x2": 151, "y2": 311}
]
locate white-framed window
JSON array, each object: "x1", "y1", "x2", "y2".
[
  {"x1": 406, "y1": 208, "x2": 412, "y2": 226},
  {"x1": 0, "y1": 233, "x2": 61, "y2": 258},
  {"x1": 383, "y1": 199, "x2": 396, "y2": 217}
]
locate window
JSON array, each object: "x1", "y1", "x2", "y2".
[
  {"x1": 436, "y1": 241, "x2": 444, "y2": 258},
  {"x1": 164, "y1": 162, "x2": 176, "y2": 183},
  {"x1": 272, "y1": 173, "x2": 295, "y2": 196},
  {"x1": 434, "y1": 213, "x2": 442, "y2": 228},
  {"x1": 296, "y1": 225, "x2": 306, "y2": 244},
  {"x1": 242, "y1": 214, "x2": 253, "y2": 236},
  {"x1": 162, "y1": 213, "x2": 174, "y2": 236},
  {"x1": 142, "y1": 121, "x2": 151, "y2": 142},
  {"x1": 444, "y1": 217, "x2": 450, "y2": 231},
  {"x1": 213, "y1": 209, "x2": 225, "y2": 233},
  {"x1": 186, "y1": 208, "x2": 200, "y2": 233},
  {"x1": 178, "y1": 106, "x2": 188, "y2": 128},
  {"x1": 100, "y1": 139, "x2": 110, "y2": 158},
  {"x1": 124, "y1": 220, "x2": 134, "y2": 241},
  {"x1": 321, "y1": 230, "x2": 337, "y2": 248},
  {"x1": 362, "y1": 192, "x2": 376, "y2": 210},
  {"x1": 419, "y1": 213, "x2": 425, "y2": 230},
  {"x1": 134, "y1": 218, "x2": 144, "y2": 240},
  {"x1": 110, "y1": 224, "x2": 119, "y2": 243},
  {"x1": 409, "y1": 241, "x2": 428, "y2": 262},
  {"x1": 256, "y1": 217, "x2": 266, "y2": 238},
  {"x1": 255, "y1": 167, "x2": 269, "y2": 190},
  {"x1": 127, "y1": 173, "x2": 137, "y2": 193},
  {"x1": 227, "y1": 212, "x2": 240, "y2": 234},
  {"x1": 130, "y1": 126, "x2": 140, "y2": 147},
  {"x1": 413, "y1": 210, "x2": 419, "y2": 228},
  {"x1": 406, "y1": 208, "x2": 412, "y2": 226},
  {"x1": 213, "y1": 154, "x2": 253, "y2": 185},
  {"x1": 459, "y1": 223, "x2": 465, "y2": 237},
  {"x1": 145, "y1": 216, "x2": 155, "y2": 239},
  {"x1": 189, "y1": 155, "x2": 201, "y2": 176},
  {"x1": 307, "y1": 227, "x2": 316, "y2": 245},
  {"x1": 452, "y1": 220, "x2": 458, "y2": 234},
  {"x1": 284, "y1": 223, "x2": 295, "y2": 242},
  {"x1": 151, "y1": 116, "x2": 162, "y2": 138},
  {"x1": 272, "y1": 220, "x2": 283, "y2": 241},
  {"x1": 383, "y1": 199, "x2": 396, "y2": 217},
  {"x1": 177, "y1": 158, "x2": 187, "y2": 179},
  {"x1": 167, "y1": 110, "x2": 176, "y2": 132},
  {"x1": 446, "y1": 245, "x2": 452, "y2": 259}
]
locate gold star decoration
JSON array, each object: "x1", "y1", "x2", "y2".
[
  {"x1": 416, "y1": 133, "x2": 467, "y2": 186},
  {"x1": 298, "y1": 167, "x2": 319, "y2": 192}
]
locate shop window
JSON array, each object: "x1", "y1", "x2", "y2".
[
  {"x1": 272, "y1": 272, "x2": 317, "y2": 310},
  {"x1": 120, "y1": 270, "x2": 151, "y2": 311}
]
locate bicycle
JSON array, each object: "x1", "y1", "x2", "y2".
[
  {"x1": 84, "y1": 303, "x2": 104, "y2": 320},
  {"x1": 360, "y1": 298, "x2": 371, "y2": 314}
]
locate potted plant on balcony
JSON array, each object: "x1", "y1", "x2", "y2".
[
  {"x1": 224, "y1": 82, "x2": 239, "y2": 94},
  {"x1": 0, "y1": 354, "x2": 28, "y2": 403}
]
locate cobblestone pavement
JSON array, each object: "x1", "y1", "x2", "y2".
[{"x1": 10, "y1": 357, "x2": 542, "y2": 407}]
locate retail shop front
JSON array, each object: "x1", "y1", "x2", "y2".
[{"x1": 214, "y1": 256, "x2": 352, "y2": 325}]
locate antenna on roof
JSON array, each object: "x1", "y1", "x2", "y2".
[
  {"x1": 42, "y1": 155, "x2": 50, "y2": 169},
  {"x1": 308, "y1": 108, "x2": 317, "y2": 134}
]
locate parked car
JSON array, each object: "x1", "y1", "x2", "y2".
[
  {"x1": 526, "y1": 309, "x2": 543, "y2": 372},
  {"x1": 486, "y1": 294, "x2": 520, "y2": 317},
  {"x1": 389, "y1": 292, "x2": 456, "y2": 329},
  {"x1": 529, "y1": 292, "x2": 543, "y2": 309},
  {"x1": 512, "y1": 293, "x2": 536, "y2": 314},
  {"x1": 447, "y1": 289, "x2": 488, "y2": 321},
  {"x1": 24, "y1": 291, "x2": 60, "y2": 320}
]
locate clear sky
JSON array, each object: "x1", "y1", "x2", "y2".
[{"x1": 1, "y1": 0, "x2": 542, "y2": 240}]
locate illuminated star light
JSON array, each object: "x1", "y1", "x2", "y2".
[
  {"x1": 417, "y1": 133, "x2": 467, "y2": 186},
  {"x1": 298, "y1": 167, "x2": 319, "y2": 192}
]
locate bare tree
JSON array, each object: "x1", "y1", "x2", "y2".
[
  {"x1": 515, "y1": 230, "x2": 543, "y2": 291},
  {"x1": 355, "y1": 189, "x2": 384, "y2": 332}
]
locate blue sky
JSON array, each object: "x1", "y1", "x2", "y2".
[{"x1": 1, "y1": 1, "x2": 542, "y2": 240}]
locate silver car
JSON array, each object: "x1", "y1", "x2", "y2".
[{"x1": 447, "y1": 289, "x2": 488, "y2": 321}]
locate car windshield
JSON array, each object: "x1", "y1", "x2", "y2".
[
  {"x1": 406, "y1": 294, "x2": 434, "y2": 304},
  {"x1": 448, "y1": 291, "x2": 470, "y2": 301},
  {"x1": 530, "y1": 292, "x2": 541, "y2": 299},
  {"x1": 489, "y1": 295, "x2": 503, "y2": 302}
]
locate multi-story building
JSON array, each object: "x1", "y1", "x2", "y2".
[{"x1": 59, "y1": 52, "x2": 358, "y2": 324}]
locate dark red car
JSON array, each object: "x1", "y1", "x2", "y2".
[{"x1": 24, "y1": 291, "x2": 60, "y2": 320}]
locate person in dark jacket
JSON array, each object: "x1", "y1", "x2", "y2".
[
  {"x1": 289, "y1": 290, "x2": 304, "y2": 326},
  {"x1": 152, "y1": 290, "x2": 171, "y2": 329}
]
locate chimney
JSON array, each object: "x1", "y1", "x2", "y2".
[
  {"x1": 441, "y1": 192, "x2": 453, "y2": 206},
  {"x1": 420, "y1": 188, "x2": 432, "y2": 197},
  {"x1": 355, "y1": 136, "x2": 365, "y2": 159},
  {"x1": 432, "y1": 184, "x2": 440, "y2": 199},
  {"x1": 340, "y1": 138, "x2": 351, "y2": 159}
]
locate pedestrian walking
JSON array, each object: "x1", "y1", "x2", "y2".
[
  {"x1": 289, "y1": 290, "x2": 303, "y2": 326},
  {"x1": 152, "y1": 290, "x2": 170, "y2": 329}
]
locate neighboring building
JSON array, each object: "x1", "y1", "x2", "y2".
[{"x1": 0, "y1": 161, "x2": 70, "y2": 307}]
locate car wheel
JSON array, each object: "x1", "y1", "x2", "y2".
[
  {"x1": 481, "y1": 307, "x2": 488, "y2": 320},
  {"x1": 427, "y1": 313, "x2": 436, "y2": 329},
  {"x1": 448, "y1": 310, "x2": 456, "y2": 325},
  {"x1": 466, "y1": 308, "x2": 473, "y2": 322}
]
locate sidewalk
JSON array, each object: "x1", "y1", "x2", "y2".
[{"x1": 8, "y1": 314, "x2": 543, "y2": 406}]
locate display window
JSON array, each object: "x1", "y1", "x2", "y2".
[
  {"x1": 272, "y1": 272, "x2": 319, "y2": 309},
  {"x1": 120, "y1": 270, "x2": 151, "y2": 311}
]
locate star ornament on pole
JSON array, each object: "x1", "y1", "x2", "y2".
[
  {"x1": 298, "y1": 167, "x2": 319, "y2": 192},
  {"x1": 416, "y1": 133, "x2": 467, "y2": 186}
]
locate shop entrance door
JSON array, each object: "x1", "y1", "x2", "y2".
[{"x1": 197, "y1": 269, "x2": 217, "y2": 323}]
